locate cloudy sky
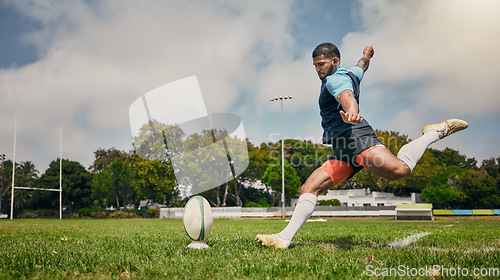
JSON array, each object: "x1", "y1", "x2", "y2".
[{"x1": 1, "y1": 0, "x2": 499, "y2": 172}]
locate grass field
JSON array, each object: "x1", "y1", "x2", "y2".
[{"x1": 0, "y1": 217, "x2": 499, "y2": 279}]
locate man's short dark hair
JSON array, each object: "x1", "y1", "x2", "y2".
[{"x1": 312, "y1": 43, "x2": 341, "y2": 60}]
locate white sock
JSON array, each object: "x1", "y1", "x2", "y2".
[
  {"x1": 279, "y1": 193, "x2": 318, "y2": 241},
  {"x1": 397, "y1": 130, "x2": 440, "y2": 171}
]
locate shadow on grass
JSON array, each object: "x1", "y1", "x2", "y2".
[{"x1": 293, "y1": 235, "x2": 377, "y2": 250}]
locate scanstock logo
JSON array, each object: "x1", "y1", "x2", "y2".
[{"x1": 129, "y1": 76, "x2": 249, "y2": 196}]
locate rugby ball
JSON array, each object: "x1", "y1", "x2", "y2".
[{"x1": 183, "y1": 196, "x2": 213, "y2": 241}]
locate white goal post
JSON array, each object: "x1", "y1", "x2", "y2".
[{"x1": 9, "y1": 119, "x2": 63, "y2": 219}]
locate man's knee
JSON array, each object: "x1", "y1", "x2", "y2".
[
  {"x1": 384, "y1": 164, "x2": 410, "y2": 180},
  {"x1": 299, "y1": 178, "x2": 323, "y2": 196},
  {"x1": 364, "y1": 148, "x2": 411, "y2": 180},
  {"x1": 300, "y1": 168, "x2": 333, "y2": 196},
  {"x1": 299, "y1": 180, "x2": 313, "y2": 194}
]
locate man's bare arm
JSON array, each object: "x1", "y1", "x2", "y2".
[
  {"x1": 337, "y1": 45, "x2": 374, "y2": 124},
  {"x1": 337, "y1": 90, "x2": 363, "y2": 125},
  {"x1": 356, "y1": 46, "x2": 374, "y2": 72}
]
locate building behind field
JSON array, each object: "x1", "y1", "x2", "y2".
[{"x1": 315, "y1": 188, "x2": 421, "y2": 207}]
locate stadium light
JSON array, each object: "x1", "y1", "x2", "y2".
[{"x1": 270, "y1": 95, "x2": 292, "y2": 218}]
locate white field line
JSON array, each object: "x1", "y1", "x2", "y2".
[
  {"x1": 285, "y1": 218, "x2": 327, "y2": 222},
  {"x1": 427, "y1": 247, "x2": 498, "y2": 253},
  {"x1": 307, "y1": 218, "x2": 327, "y2": 222},
  {"x1": 388, "y1": 228, "x2": 497, "y2": 253},
  {"x1": 388, "y1": 232, "x2": 432, "y2": 248}
]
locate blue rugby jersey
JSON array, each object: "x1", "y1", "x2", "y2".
[{"x1": 319, "y1": 64, "x2": 370, "y2": 143}]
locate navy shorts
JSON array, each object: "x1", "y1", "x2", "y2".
[{"x1": 328, "y1": 126, "x2": 383, "y2": 175}]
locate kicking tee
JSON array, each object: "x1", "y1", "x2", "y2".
[{"x1": 319, "y1": 64, "x2": 370, "y2": 143}]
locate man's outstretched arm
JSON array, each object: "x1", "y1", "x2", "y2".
[
  {"x1": 356, "y1": 46, "x2": 374, "y2": 72},
  {"x1": 338, "y1": 90, "x2": 363, "y2": 125}
]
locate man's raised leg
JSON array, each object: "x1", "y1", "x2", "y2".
[{"x1": 363, "y1": 119, "x2": 468, "y2": 179}]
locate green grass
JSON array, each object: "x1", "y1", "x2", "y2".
[{"x1": 0, "y1": 217, "x2": 499, "y2": 279}]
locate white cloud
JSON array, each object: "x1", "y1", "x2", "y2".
[
  {"x1": 3, "y1": 0, "x2": 498, "y2": 171},
  {"x1": 342, "y1": 0, "x2": 500, "y2": 110},
  {"x1": 339, "y1": 0, "x2": 500, "y2": 161},
  {"x1": 0, "y1": 0, "x2": 307, "y2": 170},
  {"x1": 256, "y1": 52, "x2": 318, "y2": 112}
]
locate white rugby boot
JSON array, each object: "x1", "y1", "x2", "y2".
[
  {"x1": 422, "y1": 119, "x2": 468, "y2": 139},
  {"x1": 255, "y1": 233, "x2": 291, "y2": 249}
]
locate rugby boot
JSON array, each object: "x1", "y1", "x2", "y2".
[
  {"x1": 422, "y1": 119, "x2": 468, "y2": 139},
  {"x1": 255, "y1": 233, "x2": 291, "y2": 249}
]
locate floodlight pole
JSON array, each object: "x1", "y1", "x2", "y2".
[
  {"x1": 10, "y1": 117, "x2": 16, "y2": 220},
  {"x1": 270, "y1": 96, "x2": 292, "y2": 218}
]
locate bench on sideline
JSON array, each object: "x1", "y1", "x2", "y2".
[{"x1": 395, "y1": 203, "x2": 433, "y2": 220}]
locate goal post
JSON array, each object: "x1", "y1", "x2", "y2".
[{"x1": 9, "y1": 119, "x2": 63, "y2": 219}]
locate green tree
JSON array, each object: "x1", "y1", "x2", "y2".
[
  {"x1": 0, "y1": 160, "x2": 13, "y2": 214},
  {"x1": 109, "y1": 158, "x2": 132, "y2": 207},
  {"x1": 91, "y1": 169, "x2": 113, "y2": 207},
  {"x1": 18, "y1": 161, "x2": 39, "y2": 179},
  {"x1": 37, "y1": 159, "x2": 93, "y2": 212},
  {"x1": 430, "y1": 148, "x2": 477, "y2": 169},
  {"x1": 131, "y1": 158, "x2": 177, "y2": 205},
  {"x1": 318, "y1": 199, "x2": 341, "y2": 206},
  {"x1": 262, "y1": 159, "x2": 301, "y2": 204},
  {"x1": 222, "y1": 141, "x2": 275, "y2": 207},
  {"x1": 480, "y1": 157, "x2": 499, "y2": 178},
  {"x1": 456, "y1": 169, "x2": 498, "y2": 208},
  {"x1": 132, "y1": 120, "x2": 184, "y2": 162},
  {"x1": 91, "y1": 148, "x2": 129, "y2": 172},
  {"x1": 133, "y1": 120, "x2": 248, "y2": 203},
  {"x1": 240, "y1": 141, "x2": 269, "y2": 182},
  {"x1": 91, "y1": 149, "x2": 136, "y2": 208},
  {"x1": 420, "y1": 166, "x2": 466, "y2": 208},
  {"x1": 12, "y1": 161, "x2": 39, "y2": 212},
  {"x1": 240, "y1": 184, "x2": 272, "y2": 207}
]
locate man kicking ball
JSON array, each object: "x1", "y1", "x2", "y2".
[{"x1": 255, "y1": 43, "x2": 468, "y2": 249}]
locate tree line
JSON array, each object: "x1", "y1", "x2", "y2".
[{"x1": 0, "y1": 129, "x2": 499, "y2": 217}]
